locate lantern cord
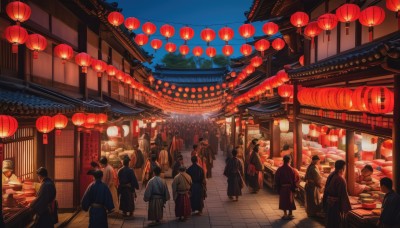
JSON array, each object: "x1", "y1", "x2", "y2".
[{"x1": 135, "y1": 17, "x2": 245, "y2": 27}]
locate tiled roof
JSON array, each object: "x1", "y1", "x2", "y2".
[
  {"x1": 102, "y1": 95, "x2": 144, "y2": 117},
  {"x1": 247, "y1": 102, "x2": 285, "y2": 119}
]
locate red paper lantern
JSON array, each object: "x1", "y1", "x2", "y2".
[
  {"x1": 290, "y1": 12, "x2": 309, "y2": 33},
  {"x1": 75, "y1": 52, "x2": 92, "y2": 73},
  {"x1": 336, "y1": 88, "x2": 353, "y2": 110},
  {"x1": 206, "y1": 46, "x2": 216, "y2": 58},
  {"x1": 262, "y1": 22, "x2": 279, "y2": 36},
  {"x1": 272, "y1": 38, "x2": 285, "y2": 51},
  {"x1": 4, "y1": 25, "x2": 28, "y2": 53},
  {"x1": 276, "y1": 70, "x2": 289, "y2": 83},
  {"x1": 54, "y1": 44, "x2": 73, "y2": 64},
  {"x1": 386, "y1": 0, "x2": 400, "y2": 29},
  {"x1": 25, "y1": 34, "x2": 47, "y2": 59},
  {"x1": 278, "y1": 85, "x2": 293, "y2": 98},
  {"x1": 304, "y1": 21, "x2": 322, "y2": 47},
  {"x1": 250, "y1": 56, "x2": 263, "y2": 67},
  {"x1": 6, "y1": 1, "x2": 31, "y2": 23},
  {"x1": 240, "y1": 44, "x2": 252, "y2": 56},
  {"x1": 86, "y1": 113, "x2": 99, "y2": 125},
  {"x1": 359, "y1": 6, "x2": 386, "y2": 41},
  {"x1": 150, "y1": 39, "x2": 162, "y2": 51},
  {"x1": 193, "y1": 46, "x2": 203, "y2": 57},
  {"x1": 197, "y1": 87, "x2": 203, "y2": 92},
  {"x1": 190, "y1": 88, "x2": 196, "y2": 93},
  {"x1": 179, "y1": 45, "x2": 190, "y2": 56},
  {"x1": 36, "y1": 116, "x2": 55, "y2": 144},
  {"x1": 254, "y1": 39, "x2": 270, "y2": 57},
  {"x1": 203, "y1": 86, "x2": 208, "y2": 92},
  {"x1": 299, "y1": 55, "x2": 304, "y2": 66},
  {"x1": 317, "y1": 13, "x2": 338, "y2": 41},
  {"x1": 336, "y1": 4, "x2": 361, "y2": 35},
  {"x1": 108, "y1": 12, "x2": 124, "y2": 27},
  {"x1": 116, "y1": 70, "x2": 124, "y2": 80},
  {"x1": 160, "y1": 24, "x2": 175, "y2": 40},
  {"x1": 142, "y1": 22, "x2": 156, "y2": 36},
  {"x1": 164, "y1": 82, "x2": 170, "y2": 88},
  {"x1": 365, "y1": 87, "x2": 394, "y2": 114},
  {"x1": 106, "y1": 65, "x2": 117, "y2": 77},
  {"x1": 0, "y1": 115, "x2": 18, "y2": 138},
  {"x1": 53, "y1": 114, "x2": 68, "y2": 135},
  {"x1": 245, "y1": 65, "x2": 255, "y2": 75},
  {"x1": 97, "y1": 113, "x2": 108, "y2": 124},
  {"x1": 222, "y1": 45, "x2": 234, "y2": 56},
  {"x1": 218, "y1": 27, "x2": 234, "y2": 43},
  {"x1": 200, "y1": 28, "x2": 216, "y2": 45},
  {"x1": 91, "y1": 59, "x2": 107, "y2": 77},
  {"x1": 72, "y1": 113, "x2": 87, "y2": 128},
  {"x1": 180, "y1": 26, "x2": 195, "y2": 43},
  {"x1": 165, "y1": 42, "x2": 176, "y2": 53},
  {"x1": 352, "y1": 86, "x2": 371, "y2": 112},
  {"x1": 124, "y1": 17, "x2": 140, "y2": 31},
  {"x1": 239, "y1": 24, "x2": 255, "y2": 39},
  {"x1": 134, "y1": 34, "x2": 148, "y2": 46}
]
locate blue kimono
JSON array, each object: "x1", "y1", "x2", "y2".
[
  {"x1": 81, "y1": 180, "x2": 114, "y2": 228},
  {"x1": 30, "y1": 177, "x2": 57, "y2": 228}
]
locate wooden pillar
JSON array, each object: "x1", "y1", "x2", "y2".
[
  {"x1": 346, "y1": 130, "x2": 355, "y2": 195},
  {"x1": 231, "y1": 116, "x2": 236, "y2": 146},
  {"x1": 272, "y1": 120, "x2": 281, "y2": 157},
  {"x1": 78, "y1": 23, "x2": 88, "y2": 100},
  {"x1": 293, "y1": 81, "x2": 302, "y2": 169},
  {"x1": 393, "y1": 75, "x2": 400, "y2": 193}
]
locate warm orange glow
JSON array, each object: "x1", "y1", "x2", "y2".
[
  {"x1": 108, "y1": 12, "x2": 124, "y2": 26},
  {"x1": 54, "y1": 44, "x2": 73, "y2": 63},
  {"x1": 0, "y1": 115, "x2": 18, "y2": 138},
  {"x1": 262, "y1": 22, "x2": 279, "y2": 35},
  {"x1": 124, "y1": 17, "x2": 140, "y2": 31}
]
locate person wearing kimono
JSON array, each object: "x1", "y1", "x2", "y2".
[
  {"x1": 117, "y1": 156, "x2": 139, "y2": 217},
  {"x1": 247, "y1": 145, "x2": 263, "y2": 193},
  {"x1": 172, "y1": 155, "x2": 184, "y2": 178},
  {"x1": 143, "y1": 166, "x2": 170, "y2": 225},
  {"x1": 305, "y1": 155, "x2": 323, "y2": 217},
  {"x1": 209, "y1": 130, "x2": 219, "y2": 156},
  {"x1": 142, "y1": 154, "x2": 160, "y2": 188},
  {"x1": 223, "y1": 149, "x2": 244, "y2": 201},
  {"x1": 378, "y1": 177, "x2": 400, "y2": 228},
  {"x1": 323, "y1": 160, "x2": 351, "y2": 228},
  {"x1": 275, "y1": 155, "x2": 297, "y2": 220},
  {"x1": 155, "y1": 133, "x2": 163, "y2": 152},
  {"x1": 29, "y1": 167, "x2": 57, "y2": 228},
  {"x1": 245, "y1": 139, "x2": 259, "y2": 184},
  {"x1": 99, "y1": 157, "x2": 119, "y2": 211},
  {"x1": 169, "y1": 132, "x2": 180, "y2": 163},
  {"x1": 81, "y1": 170, "x2": 114, "y2": 228},
  {"x1": 158, "y1": 145, "x2": 170, "y2": 172},
  {"x1": 187, "y1": 156, "x2": 206, "y2": 215},
  {"x1": 172, "y1": 166, "x2": 192, "y2": 221},
  {"x1": 200, "y1": 140, "x2": 215, "y2": 178}
]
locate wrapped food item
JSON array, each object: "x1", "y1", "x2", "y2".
[{"x1": 362, "y1": 203, "x2": 376, "y2": 209}]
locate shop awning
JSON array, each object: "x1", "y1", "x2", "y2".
[
  {"x1": 101, "y1": 95, "x2": 144, "y2": 117},
  {"x1": 247, "y1": 102, "x2": 285, "y2": 119}
]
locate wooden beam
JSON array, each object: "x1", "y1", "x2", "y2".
[
  {"x1": 346, "y1": 130, "x2": 355, "y2": 195},
  {"x1": 393, "y1": 75, "x2": 400, "y2": 193}
]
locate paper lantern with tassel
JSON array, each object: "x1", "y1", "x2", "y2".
[{"x1": 36, "y1": 116, "x2": 55, "y2": 144}]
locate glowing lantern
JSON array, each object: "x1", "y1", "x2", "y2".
[
  {"x1": 352, "y1": 86, "x2": 371, "y2": 112},
  {"x1": 193, "y1": 46, "x2": 203, "y2": 57},
  {"x1": 97, "y1": 113, "x2": 108, "y2": 124},
  {"x1": 203, "y1": 86, "x2": 208, "y2": 91},
  {"x1": 6, "y1": 1, "x2": 31, "y2": 23},
  {"x1": 180, "y1": 26, "x2": 194, "y2": 43},
  {"x1": 72, "y1": 113, "x2": 87, "y2": 129},
  {"x1": 279, "y1": 119, "x2": 290, "y2": 133},
  {"x1": 251, "y1": 56, "x2": 263, "y2": 67},
  {"x1": 254, "y1": 39, "x2": 270, "y2": 57},
  {"x1": 336, "y1": 4, "x2": 361, "y2": 35},
  {"x1": 75, "y1": 52, "x2": 92, "y2": 73},
  {"x1": 4, "y1": 25, "x2": 28, "y2": 53},
  {"x1": 386, "y1": 0, "x2": 400, "y2": 29},
  {"x1": 302, "y1": 123, "x2": 310, "y2": 135},
  {"x1": 290, "y1": 12, "x2": 309, "y2": 33},
  {"x1": 178, "y1": 87, "x2": 183, "y2": 92},
  {"x1": 336, "y1": 88, "x2": 353, "y2": 110},
  {"x1": 240, "y1": 44, "x2": 252, "y2": 56},
  {"x1": 277, "y1": 70, "x2": 289, "y2": 83},
  {"x1": 134, "y1": 34, "x2": 148, "y2": 46},
  {"x1": 365, "y1": 87, "x2": 394, "y2": 114},
  {"x1": 200, "y1": 28, "x2": 216, "y2": 45},
  {"x1": 160, "y1": 24, "x2": 175, "y2": 40},
  {"x1": 124, "y1": 17, "x2": 140, "y2": 31},
  {"x1": 359, "y1": 6, "x2": 386, "y2": 41},
  {"x1": 179, "y1": 45, "x2": 190, "y2": 56},
  {"x1": 317, "y1": 13, "x2": 338, "y2": 41},
  {"x1": 122, "y1": 125, "x2": 130, "y2": 137},
  {"x1": 25, "y1": 34, "x2": 47, "y2": 59},
  {"x1": 206, "y1": 46, "x2": 216, "y2": 58},
  {"x1": 299, "y1": 55, "x2": 304, "y2": 66},
  {"x1": 171, "y1": 84, "x2": 176, "y2": 90},
  {"x1": 54, "y1": 44, "x2": 73, "y2": 64},
  {"x1": 165, "y1": 42, "x2": 176, "y2": 53},
  {"x1": 0, "y1": 115, "x2": 18, "y2": 138},
  {"x1": 197, "y1": 87, "x2": 203, "y2": 92},
  {"x1": 108, "y1": 12, "x2": 124, "y2": 27},
  {"x1": 36, "y1": 116, "x2": 55, "y2": 144},
  {"x1": 262, "y1": 22, "x2": 279, "y2": 36},
  {"x1": 218, "y1": 27, "x2": 234, "y2": 43},
  {"x1": 238, "y1": 23, "x2": 255, "y2": 39},
  {"x1": 210, "y1": 86, "x2": 215, "y2": 91},
  {"x1": 107, "y1": 126, "x2": 119, "y2": 138},
  {"x1": 190, "y1": 88, "x2": 196, "y2": 93},
  {"x1": 91, "y1": 59, "x2": 107, "y2": 77},
  {"x1": 150, "y1": 39, "x2": 162, "y2": 52},
  {"x1": 304, "y1": 21, "x2": 322, "y2": 47},
  {"x1": 278, "y1": 85, "x2": 293, "y2": 98},
  {"x1": 86, "y1": 113, "x2": 99, "y2": 125},
  {"x1": 164, "y1": 82, "x2": 170, "y2": 88},
  {"x1": 231, "y1": 72, "x2": 236, "y2": 78},
  {"x1": 52, "y1": 114, "x2": 68, "y2": 135},
  {"x1": 175, "y1": 92, "x2": 180, "y2": 97},
  {"x1": 116, "y1": 70, "x2": 124, "y2": 81},
  {"x1": 245, "y1": 65, "x2": 255, "y2": 75},
  {"x1": 272, "y1": 38, "x2": 285, "y2": 51},
  {"x1": 222, "y1": 45, "x2": 234, "y2": 56},
  {"x1": 142, "y1": 22, "x2": 156, "y2": 36}
]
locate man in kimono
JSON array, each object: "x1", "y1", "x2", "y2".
[
  {"x1": 143, "y1": 166, "x2": 170, "y2": 225},
  {"x1": 158, "y1": 145, "x2": 170, "y2": 172},
  {"x1": 142, "y1": 154, "x2": 160, "y2": 188},
  {"x1": 200, "y1": 140, "x2": 215, "y2": 178},
  {"x1": 305, "y1": 155, "x2": 323, "y2": 217},
  {"x1": 323, "y1": 160, "x2": 351, "y2": 228},
  {"x1": 118, "y1": 156, "x2": 139, "y2": 217},
  {"x1": 223, "y1": 149, "x2": 244, "y2": 201},
  {"x1": 172, "y1": 155, "x2": 184, "y2": 178},
  {"x1": 29, "y1": 167, "x2": 57, "y2": 228},
  {"x1": 378, "y1": 177, "x2": 400, "y2": 228},
  {"x1": 187, "y1": 156, "x2": 206, "y2": 215},
  {"x1": 172, "y1": 166, "x2": 192, "y2": 221},
  {"x1": 130, "y1": 145, "x2": 144, "y2": 181},
  {"x1": 275, "y1": 155, "x2": 297, "y2": 220},
  {"x1": 99, "y1": 156, "x2": 119, "y2": 211},
  {"x1": 247, "y1": 145, "x2": 263, "y2": 193}
]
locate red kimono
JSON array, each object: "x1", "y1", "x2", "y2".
[{"x1": 275, "y1": 164, "x2": 296, "y2": 210}]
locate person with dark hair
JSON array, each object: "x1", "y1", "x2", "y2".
[
  {"x1": 131, "y1": 145, "x2": 144, "y2": 182},
  {"x1": 143, "y1": 166, "x2": 170, "y2": 225},
  {"x1": 378, "y1": 177, "x2": 400, "y2": 227},
  {"x1": 245, "y1": 138, "x2": 259, "y2": 184},
  {"x1": 142, "y1": 154, "x2": 160, "y2": 187},
  {"x1": 158, "y1": 145, "x2": 169, "y2": 172},
  {"x1": 247, "y1": 145, "x2": 263, "y2": 193},
  {"x1": 191, "y1": 144, "x2": 199, "y2": 157},
  {"x1": 357, "y1": 164, "x2": 374, "y2": 184},
  {"x1": 322, "y1": 160, "x2": 351, "y2": 228},
  {"x1": 223, "y1": 149, "x2": 244, "y2": 201},
  {"x1": 305, "y1": 155, "x2": 323, "y2": 217},
  {"x1": 200, "y1": 139, "x2": 215, "y2": 178},
  {"x1": 187, "y1": 155, "x2": 207, "y2": 215},
  {"x1": 118, "y1": 156, "x2": 139, "y2": 217},
  {"x1": 275, "y1": 155, "x2": 297, "y2": 220},
  {"x1": 81, "y1": 170, "x2": 114, "y2": 228},
  {"x1": 172, "y1": 155, "x2": 184, "y2": 178},
  {"x1": 99, "y1": 156, "x2": 119, "y2": 210},
  {"x1": 172, "y1": 166, "x2": 192, "y2": 221},
  {"x1": 29, "y1": 167, "x2": 57, "y2": 227}
]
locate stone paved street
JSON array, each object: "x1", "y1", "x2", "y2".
[{"x1": 66, "y1": 151, "x2": 324, "y2": 228}]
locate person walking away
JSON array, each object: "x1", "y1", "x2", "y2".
[
  {"x1": 187, "y1": 156, "x2": 207, "y2": 215},
  {"x1": 81, "y1": 170, "x2": 114, "y2": 228},
  {"x1": 131, "y1": 145, "x2": 144, "y2": 181},
  {"x1": 118, "y1": 156, "x2": 139, "y2": 217},
  {"x1": 158, "y1": 145, "x2": 170, "y2": 172},
  {"x1": 322, "y1": 160, "x2": 351, "y2": 228},
  {"x1": 142, "y1": 154, "x2": 160, "y2": 188},
  {"x1": 143, "y1": 166, "x2": 170, "y2": 225},
  {"x1": 155, "y1": 133, "x2": 163, "y2": 152},
  {"x1": 223, "y1": 149, "x2": 244, "y2": 201},
  {"x1": 378, "y1": 177, "x2": 400, "y2": 228},
  {"x1": 191, "y1": 144, "x2": 199, "y2": 157},
  {"x1": 99, "y1": 157, "x2": 119, "y2": 211},
  {"x1": 172, "y1": 155, "x2": 184, "y2": 178},
  {"x1": 172, "y1": 166, "x2": 192, "y2": 221},
  {"x1": 247, "y1": 145, "x2": 263, "y2": 193},
  {"x1": 200, "y1": 140, "x2": 215, "y2": 178},
  {"x1": 245, "y1": 139, "x2": 259, "y2": 184},
  {"x1": 275, "y1": 155, "x2": 297, "y2": 220},
  {"x1": 305, "y1": 155, "x2": 323, "y2": 217},
  {"x1": 29, "y1": 167, "x2": 57, "y2": 228}
]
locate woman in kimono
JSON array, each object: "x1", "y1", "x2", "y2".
[
  {"x1": 223, "y1": 149, "x2": 244, "y2": 201},
  {"x1": 305, "y1": 155, "x2": 323, "y2": 217},
  {"x1": 117, "y1": 156, "x2": 139, "y2": 217},
  {"x1": 247, "y1": 145, "x2": 263, "y2": 193}
]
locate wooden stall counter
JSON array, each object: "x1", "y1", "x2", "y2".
[
  {"x1": 347, "y1": 209, "x2": 379, "y2": 228},
  {"x1": 263, "y1": 164, "x2": 277, "y2": 190}
]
